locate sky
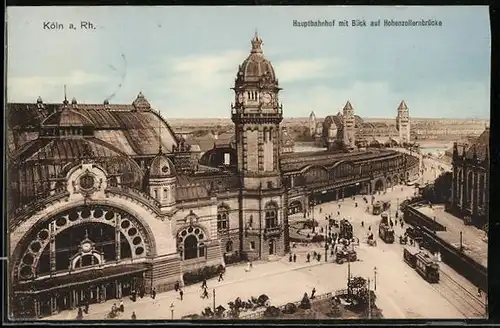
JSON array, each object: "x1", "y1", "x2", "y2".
[{"x1": 6, "y1": 6, "x2": 491, "y2": 119}]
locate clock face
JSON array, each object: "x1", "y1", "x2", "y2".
[
  {"x1": 81, "y1": 242, "x2": 92, "y2": 253},
  {"x1": 262, "y1": 93, "x2": 272, "y2": 104}
]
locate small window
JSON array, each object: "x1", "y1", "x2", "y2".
[
  {"x1": 153, "y1": 189, "x2": 158, "y2": 200},
  {"x1": 163, "y1": 188, "x2": 168, "y2": 199},
  {"x1": 250, "y1": 241, "x2": 256, "y2": 250},
  {"x1": 224, "y1": 153, "x2": 230, "y2": 165}
]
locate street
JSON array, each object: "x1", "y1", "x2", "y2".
[{"x1": 44, "y1": 178, "x2": 486, "y2": 320}]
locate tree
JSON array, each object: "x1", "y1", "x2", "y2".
[{"x1": 434, "y1": 171, "x2": 452, "y2": 203}]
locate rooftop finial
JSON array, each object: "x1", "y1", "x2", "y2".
[
  {"x1": 158, "y1": 111, "x2": 162, "y2": 153},
  {"x1": 63, "y1": 85, "x2": 69, "y2": 105},
  {"x1": 251, "y1": 30, "x2": 263, "y2": 54}
]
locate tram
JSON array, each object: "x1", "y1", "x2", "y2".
[{"x1": 403, "y1": 247, "x2": 440, "y2": 283}]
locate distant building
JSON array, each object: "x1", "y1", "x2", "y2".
[
  {"x1": 450, "y1": 128, "x2": 489, "y2": 229},
  {"x1": 309, "y1": 111, "x2": 316, "y2": 137},
  {"x1": 311, "y1": 101, "x2": 412, "y2": 149}
]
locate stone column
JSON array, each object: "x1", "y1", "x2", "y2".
[
  {"x1": 49, "y1": 223, "x2": 56, "y2": 274},
  {"x1": 115, "y1": 214, "x2": 121, "y2": 262},
  {"x1": 70, "y1": 289, "x2": 76, "y2": 309},
  {"x1": 115, "y1": 280, "x2": 122, "y2": 299},
  {"x1": 101, "y1": 284, "x2": 107, "y2": 302},
  {"x1": 50, "y1": 294, "x2": 58, "y2": 315},
  {"x1": 34, "y1": 296, "x2": 41, "y2": 318}
]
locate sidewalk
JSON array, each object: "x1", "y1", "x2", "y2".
[{"x1": 44, "y1": 257, "x2": 331, "y2": 320}]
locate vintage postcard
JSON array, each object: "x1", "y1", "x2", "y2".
[{"x1": 6, "y1": 6, "x2": 490, "y2": 321}]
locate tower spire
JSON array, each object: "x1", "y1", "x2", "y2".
[
  {"x1": 158, "y1": 111, "x2": 162, "y2": 153},
  {"x1": 251, "y1": 29, "x2": 263, "y2": 54},
  {"x1": 63, "y1": 85, "x2": 69, "y2": 105}
]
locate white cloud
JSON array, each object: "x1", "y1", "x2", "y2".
[
  {"x1": 274, "y1": 58, "x2": 340, "y2": 83},
  {"x1": 7, "y1": 70, "x2": 110, "y2": 101}
]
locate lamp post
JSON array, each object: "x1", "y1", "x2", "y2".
[
  {"x1": 374, "y1": 266, "x2": 377, "y2": 291},
  {"x1": 213, "y1": 289, "x2": 216, "y2": 314},
  {"x1": 347, "y1": 261, "x2": 351, "y2": 300},
  {"x1": 460, "y1": 231, "x2": 463, "y2": 252},
  {"x1": 367, "y1": 277, "x2": 372, "y2": 319},
  {"x1": 170, "y1": 303, "x2": 175, "y2": 320}
]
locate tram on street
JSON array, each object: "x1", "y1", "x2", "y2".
[{"x1": 403, "y1": 247, "x2": 440, "y2": 283}]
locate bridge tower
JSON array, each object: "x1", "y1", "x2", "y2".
[
  {"x1": 342, "y1": 101, "x2": 356, "y2": 149},
  {"x1": 231, "y1": 32, "x2": 287, "y2": 260},
  {"x1": 396, "y1": 100, "x2": 411, "y2": 144},
  {"x1": 309, "y1": 111, "x2": 316, "y2": 137}
]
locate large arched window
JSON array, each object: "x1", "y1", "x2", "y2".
[
  {"x1": 177, "y1": 226, "x2": 206, "y2": 260},
  {"x1": 217, "y1": 204, "x2": 230, "y2": 232},
  {"x1": 265, "y1": 203, "x2": 278, "y2": 229},
  {"x1": 15, "y1": 206, "x2": 149, "y2": 282}
]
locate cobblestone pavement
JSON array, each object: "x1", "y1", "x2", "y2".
[{"x1": 44, "y1": 184, "x2": 482, "y2": 321}]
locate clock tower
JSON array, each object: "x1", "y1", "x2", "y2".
[
  {"x1": 231, "y1": 32, "x2": 283, "y2": 189},
  {"x1": 231, "y1": 32, "x2": 287, "y2": 260}
]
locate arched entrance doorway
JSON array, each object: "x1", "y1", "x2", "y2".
[
  {"x1": 176, "y1": 226, "x2": 206, "y2": 261},
  {"x1": 289, "y1": 201, "x2": 303, "y2": 214},
  {"x1": 11, "y1": 205, "x2": 153, "y2": 319},
  {"x1": 374, "y1": 179, "x2": 384, "y2": 192},
  {"x1": 269, "y1": 240, "x2": 275, "y2": 255},
  {"x1": 386, "y1": 176, "x2": 392, "y2": 188}
]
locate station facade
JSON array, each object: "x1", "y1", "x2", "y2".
[{"x1": 7, "y1": 33, "x2": 420, "y2": 318}]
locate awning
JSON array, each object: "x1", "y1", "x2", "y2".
[{"x1": 14, "y1": 263, "x2": 149, "y2": 294}]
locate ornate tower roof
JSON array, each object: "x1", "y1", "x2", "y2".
[
  {"x1": 149, "y1": 153, "x2": 176, "y2": 179},
  {"x1": 309, "y1": 111, "x2": 316, "y2": 118},
  {"x1": 398, "y1": 100, "x2": 408, "y2": 111},
  {"x1": 343, "y1": 101, "x2": 353, "y2": 111},
  {"x1": 235, "y1": 31, "x2": 277, "y2": 84},
  {"x1": 132, "y1": 92, "x2": 151, "y2": 110}
]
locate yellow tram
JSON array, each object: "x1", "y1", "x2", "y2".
[{"x1": 403, "y1": 247, "x2": 440, "y2": 283}]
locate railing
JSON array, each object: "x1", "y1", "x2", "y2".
[{"x1": 106, "y1": 185, "x2": 161, "y2": 211}]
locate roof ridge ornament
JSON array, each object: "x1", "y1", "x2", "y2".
[{"x1": 251, "y1": 30, "x2": 263, "y2": 54}]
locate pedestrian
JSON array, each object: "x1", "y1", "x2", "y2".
[
  {"x1": 140, "y1": 286, "x2": 145, "y2": 298},
  {"x1": 218, "y1": 271, "x2": 224, "y2": 282},
  {"x1": 179, "y1": 289, "x2": 184, "y2": 301},
  {"x1": 395, "y1": 211, "x2": 399, "y2": 219},
  {"x1": 77, "y1": 307, "x2": 83, "y2": 320},
  {"x1": 477, "y1": 288, "x2": 482, "y2": 297},
  {"x1": 311, "y1": 287, "x2": 316, "y2": 299},
  {"x1": 306, "y1": 253, "x2": 311, "y2": 262},
  {"x1": 131, "y1": 311, "x2": 137, "y2": 320},
  {"x1": 201, "y1": 278, "x2": 207, "y2": 289},
  {"x1": 401, "y1": 221, "x2": 404, "y2": 229},
  {"x1": 84, "y1": 301, "x2": 89, "y2": 314},
  {"x1": 355, "y1": 202, "x2": 358, "y2": 208},
  {"x1": 320, "y1": 208, "x2": 322, "y2": 214},
  {"x1": 174, "y1": 280, "x2": 180, "y2": 292},
  {"x1": 368, "y1": 226, "x2": 371, "y2": 231},
  {"x1": 119, "y1": 299, "x2": 124, "y2": 312},
  {"x1": 289, "y1": 254, "x2": 293, "y2": 262},
  {"x1": 337, "y1": 211, "x2": 340, "y2": 216},
  {"x1": 313, "y1": 250, "x2": 317, "y2": 258},
  {"x1": 338, "y1": 204, "x2": 341, "y2": 209},
  {"x1": 112, "y1": 303, "x2": 117, "y2": 313},
  {"x1": 249, "y1": 261, "x2": 253, "y2": 269},
  {"x1": 152, "y1": 288, "x2": 156, "y2": 300},
  {"x1": 293, "y1": 254, "x2": 297, "y2": 262},
  {"x1": 318, "y1": 253, "x2": 322, "y2": 262},
  {"x1": 202, "y1": 287, "x2": 209, "y2": 299},
  {"x1": 361, "y1": 221, "x2": 364, "y2": 228}
]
